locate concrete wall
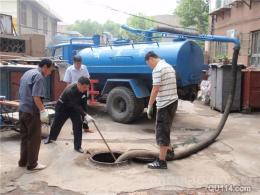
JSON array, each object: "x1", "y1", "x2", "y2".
[
  {"x1": 209, "y1": 1, "x2": 260, "y2": 66},
  {"x1": 0, "y1": 0, "x2": 17, "y2": 17},
  {"x1": 153, "y1": 14, "x2": 180, "y2": 28},
  {"x1": 20, "y1": 2, "x2": 58, "y2": 45},
  {"x1": 0, "y1": 0, "x2": 58, "y2": 46},
  {"x1": 153, "y1": 14, "x2": 181, "y2": 42}
]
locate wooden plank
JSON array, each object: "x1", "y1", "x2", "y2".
[{"x1": 0, "y1": 100, "x2": 19, "y2": 107}]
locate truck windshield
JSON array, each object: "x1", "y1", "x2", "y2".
[{"x1": 54, "y1": 47, "x2": 63, "y2": 59}]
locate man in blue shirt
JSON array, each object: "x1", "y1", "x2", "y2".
[{"x1": 19, "y1": 58, "x2": 54, "y2": 171}]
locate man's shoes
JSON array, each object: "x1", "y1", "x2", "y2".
[
  {"x1": 18, "y1": 163, "x2": 26, "y2": 168},
  {"x1": 44, "y1": 137, "x2": 53, "y2": 144},
  {"x1": 75, "y1": 148, "x2": 84, "y2": 153},
  {"x1": 83, "y1": 128, "x2": 94, "y2": 133},
  {"x1": 27, "y1": 163, "x2": 46, "y2": 172},
  {"x1": 147, "y1": 159, "x2": 167, "y2": 169},
  {"x1": 166, "y1": 148, "x2": 175, "y2": 161}
]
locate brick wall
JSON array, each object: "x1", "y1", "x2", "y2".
[{"x1": 209, "y1": 1, "x2": 260, "y2": 66}]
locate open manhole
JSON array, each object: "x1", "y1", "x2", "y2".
[{"x1": 90, "y1": 152, "x2": 128, "y2": 167}]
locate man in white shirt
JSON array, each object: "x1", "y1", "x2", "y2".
[
  {"x1": 64, "y1": 55, "x2": 90, "y2": 85},
  {"x1": 63, "y1": 55, "x2": 92, "y2": 133},
  {"x1": 145, "y1": 51, "x2": 178, "y2": 169}
]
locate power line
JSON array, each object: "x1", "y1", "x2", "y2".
[
  {"x1": 16, "y1": 2, "x2": 198, "y2": 36},
  {"x1": 88, "y1": 1, "x2": 198, "y2": 32},
  {"x1": 106, "y1": 5, "x2": 197, "y2": 31}
]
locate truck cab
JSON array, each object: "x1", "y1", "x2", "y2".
[{"x1": 48, "y1": 35, "x2": 101, "y2": 64}]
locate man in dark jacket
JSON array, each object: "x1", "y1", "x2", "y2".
[{"x1": 44, "y1": 76, "x2": 90, "y2": 153}]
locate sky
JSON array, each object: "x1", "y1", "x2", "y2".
[{"x1": 42, "y1": 0, "x2": 178, "y2": 25}]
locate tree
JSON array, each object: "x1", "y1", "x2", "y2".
[
  {"x1": 68, "y1": 13, "x2": 155, "y2": 41},
  {"x1": 68, "y1": 19, "x2": 103, "y2": 36},
  {"x1": 120, "y1": 13, "x2": 155, "y2": 41},
  {"x1": 175, "y1": 0, "x2": 209, "y2": 34},
  {"x1": 68, "y1": 19, "x2": 120, "y2": 37},
  {"x1": 102, "y1": 20, "x2": 121, "y2": 37}
]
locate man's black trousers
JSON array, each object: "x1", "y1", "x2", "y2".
[{"x1": 49, "y1": 101, "x2": 83, "y2": 150}]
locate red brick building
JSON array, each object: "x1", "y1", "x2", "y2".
[{"x1": 207, "y1": 0, "x2": 260, "y2": 66}]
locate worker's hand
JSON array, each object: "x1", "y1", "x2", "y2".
[
  {"x1": 40, "y1": 109, "x2": 49, "y2": 123},
  {"x1": 146, "y1": 105, "x2": 153, "y2": 120},
  {"x1": 85, "y1": 114, "x2": 95, "y2": 123}
]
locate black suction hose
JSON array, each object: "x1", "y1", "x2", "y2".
[
  {"x1": 116, "y1": 46, "x2": 240, "y2": 163},
  {"x1": 154, "y1": 27, "x2": 200, "y2": 36}
]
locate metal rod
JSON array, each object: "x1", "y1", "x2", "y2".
[{"x1": 92, "y1": 121, "x2": 117, "y2": 162}]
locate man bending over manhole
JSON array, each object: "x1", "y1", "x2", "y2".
[{"x1": 44, "y1": 76, "x2": 93, "y2": 153}]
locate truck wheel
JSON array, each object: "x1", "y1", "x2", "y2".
[
  {"x1": 134, "y1": 99, "x2": 145, "y2": 120},
  {"x1": 107, "y1": 87, "x2": 144, "y2": 123}
]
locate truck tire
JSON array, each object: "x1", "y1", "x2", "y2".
[
  {"x1": 107, "y1": 87, "x2": 144, "y2": 123},
  {"x1": 134, "y1": 99, "x2": 145, "y2": 120}
]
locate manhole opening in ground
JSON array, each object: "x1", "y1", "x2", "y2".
[{"x1": 90, "y1": 152, "x2": 128, "y2": 166}]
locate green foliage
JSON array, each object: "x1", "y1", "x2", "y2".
[
  {"x1": 68, "y1": 13, "x2": 155, "y2": 41},
  {"x1": 68, "y1": 19, "x2": 121, "y2": 37},
  {"x1": 103, "y1": 20, "x2": 121, "y2": 36},
  {"x1": 175, "y1": 0, "x2": 209, "y2": 33},
  {"x1": 120, "y1": 13, "x2": 155, "y2": 41},
  {"x1": 68, "y1": 19, "x2": 102, "y2": 36},
  {"x1": 127, "y1": 13, "x2": 155, "y2": 30}
]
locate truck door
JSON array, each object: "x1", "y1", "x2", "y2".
[{"x1": 53, "y1": 47, "x2": 63, "y2": 60}]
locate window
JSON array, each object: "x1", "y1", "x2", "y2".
[
  {"x1": 0, "y1": 14, "x2": 13, "y2": 34},
  {"x1": 32, "y1": 9, "x2": 38, "y2": 30},
  {"x1": 20, "y1": 3, "x2": 27, "y2": 25},
  {"x1": 215, "y1": 42, "x2": 228, "y2": 58},
  {"x1": 43, "y1": 16, "x2": 48, "y2": 34},
  {"x1": 51, "y1": 21, "x2": 57, "y2": 37},
  {"x1": 53, "y1": 47, "x2": 63, "y2": 59},
  {"x1": 251, "y1": 31, "x2": 260, "y2": 66}
]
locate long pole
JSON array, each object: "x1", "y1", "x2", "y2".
[{"x1": 92, "y1": 121, "x2": 117, "y2": 162}]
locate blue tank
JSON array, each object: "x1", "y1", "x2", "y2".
[
  {"x1": 79, "y1": 40, "x2": 203, "y2": 89},
  {"x1": 77, "y1": 40, "x2": 204, "y2": 123}
]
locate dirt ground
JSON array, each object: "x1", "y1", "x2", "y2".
[{"x1": 0, "y1": 100, "x2": 260, "y2": 195}]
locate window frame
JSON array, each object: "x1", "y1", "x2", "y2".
[
  {"x1": 251, "y1": 30, "x2": 260, "y2": 66},
  {"x1": 43, "y1": 16, "x2": 48, "y2": 34},
  {"x1": 20, "y1": 3, "x2": 27, "y2": 25},
  {"x1": 215, "y1": 42, "x2": 228, "y2": 58},
  {"x1": 32, "y1": 9, "x2": 38, "y2": 31},
  {"x1": 51, "y1": 21, "x2": 57, "y2": 37}
]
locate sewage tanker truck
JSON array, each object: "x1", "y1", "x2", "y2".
[
  {"x1": 50, "y1": 26, "x2": 205, "y2": 123},
  {"x1": 78, "y1": 40, "x2": 204, "y2": 123}
]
